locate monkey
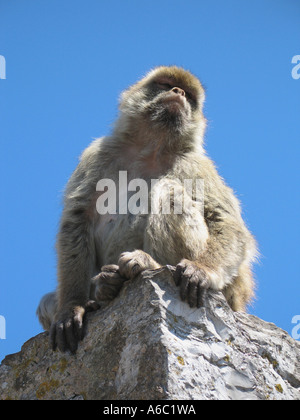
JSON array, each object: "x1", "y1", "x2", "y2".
[{"x1": 37, "y1": 66, "x2": 258, "y2": 353}]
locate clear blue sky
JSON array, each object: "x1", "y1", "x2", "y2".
[{"x1": 0, "y1": 0, "x2": 299, "y2": 362}]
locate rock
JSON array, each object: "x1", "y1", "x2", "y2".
[{"x1": 0, "y1": 267, "x2": 299, "y2": 400}]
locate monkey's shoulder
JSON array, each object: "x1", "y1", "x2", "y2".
[
  {"x1": 174, "y1": 153, "x2": 242, "y2": 214},
  {"x1": 172, "y1": 153, "x2": 221, "y2": 184}
]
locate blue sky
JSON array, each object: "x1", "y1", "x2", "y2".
[{"x1": 0, "y1": 0, "x2": 299, "y2": 361}]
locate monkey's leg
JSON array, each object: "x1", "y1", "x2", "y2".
[
  {"x1": 173, "y1": 259, "x2": 212, "y2": 308},
  {"x1": 37, "y1": 292, "x2": 99, "y2": 333},
  {"x1": 118, "y1": 250, "x2": 161, "y2": 280},
  {"x1": 91, "y1": 265, "x2": 127, "y2": 302},
  {"x1": 144, "y1": 178, "x2": 210, "y2": 308},
  {"x1": 37, "y1": 292, "x2": 57, "y2": 331}
]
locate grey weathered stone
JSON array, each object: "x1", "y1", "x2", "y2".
[{"x1": 1, "y1": 267, "x2": 299, "y2": 400}]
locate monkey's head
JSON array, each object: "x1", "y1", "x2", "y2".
[{"x1": 117, "y1": 66, "x2": 206, "y2": 150}]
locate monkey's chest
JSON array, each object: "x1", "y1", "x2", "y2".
[{"x1": 94, "y1": 213, "x2": 147, "y2": 267}]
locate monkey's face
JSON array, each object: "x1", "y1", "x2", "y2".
[
  {"x1": 119, "y1": 66, "x2": 206, "y2": 139},
  {"x1": 145, "y1": 79, "x2": 194, "y2": 131}
]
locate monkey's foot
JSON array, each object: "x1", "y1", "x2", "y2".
[
  {"x1": 118, "y1": 250, "x2": 161, "y2": 280},
  {"x1": 174, "y1": 259, "x2": 210, "y2": 308},
  {"x1": 93, "y1": 265, "x2": 127, "y2": 302},
  {"x1": 49, "y1": 300, "x2": 100, "y2": 353}
]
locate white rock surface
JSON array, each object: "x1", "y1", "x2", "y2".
[{"x1": 0, "y1": 267, "x2": 299, "y2": 400}]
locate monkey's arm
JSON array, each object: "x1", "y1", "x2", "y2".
[
  {"x1": 200, "y1": 159, "x2": 256, "y2": 286},
  {"x1": 175, "y1": 162, "x2": 256, "y2": 307},
  {"x1": 198, "y1": 205, "x2": 249, "y2": 289},
  {"x1": 50, "y1": 140, "x2": 103, "y2": 352}
]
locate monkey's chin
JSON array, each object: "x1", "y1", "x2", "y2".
[
  {"x1": 160, "y1": 107, "x2": 187, "y2": 131},
  {"x1": 164, "y1": 100, "x2": 184, "y2": 114},
  {"x1": 146, "y1": 100, "x2": 187, "y2": 134},
  {"x1": 161, "y1": 96, "x2": 187, "y2": 116}
]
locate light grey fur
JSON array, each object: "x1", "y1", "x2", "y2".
[{"x1": 37, "y1": 66, "x2": 257, "y2": 352}]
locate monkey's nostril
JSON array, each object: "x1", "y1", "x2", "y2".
[{"x1": 172, "y1": 87, "x2": 185, "y2": 97}]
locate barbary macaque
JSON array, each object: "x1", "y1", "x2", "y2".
[{"x1": 37, "y1": 66, "x2": 257, "y2": 353}]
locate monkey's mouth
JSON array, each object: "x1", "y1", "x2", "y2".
[
  {"x1": 163, "y1": 94, "x2": 185, "y2": 106},
  {"x1": 162, "y1": 95, "x2": 186, "y2": 115},
  {"x1": 147, "y1": 95, "x2": 188, "y2": 130}
]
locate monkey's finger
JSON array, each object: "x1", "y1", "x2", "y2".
[
  {"x1": 101, "y1": 272, "x2": 126, "y2": 286},
  {"x1": 180, "y1": 273, "x2": 191, "y2": 303},
  {"x1": 85, "y1": 300, "x2": 101, "y2": 313},
  {"x1": 96, "y1": 281, "x2": 123, "y2": 301},
  {"x1": 119, "y1": 261, "x2": 140, "y2": 279},
  {"x1": 49, "y1": 323, "x2": 57, "y2": 351},
  {"x1": 101, "y1": 265, "x2": 119, "y2": 273},
  {"x1": 183, "y1": 265, "x2": 196, "y2": 278},
  {"x1": 187, "y1": 280, "x2": 198, "y2": 308},
  {"x1": 73, "y1": 307, "x2": 85, "y2": 342},
  {"x1": 131, "y1": 263, "x2": 143, "y2": 277},
  {"x1": 110, "y1": 273, "x2": 127, "y2": 286},
  {"x1": 174, "y1": 263, "x2": 185, "y2": 286},
  {"x1": 56, "y1": 322, "x2": 67, "y2": 353},
  {"x1": 64, "y1": 319, "x2": 78, "y2": 354},
  {"x1": 197, "y1": 286, "x2": 208, "y2": 308}
]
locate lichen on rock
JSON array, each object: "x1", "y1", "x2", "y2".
[{"x1": 0, "y1": 268, "x2": 299, "y2": 400}]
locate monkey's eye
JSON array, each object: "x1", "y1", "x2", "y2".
[
  {"x1": 185, "y1": 91, "x2": 197, "y2": 105},
  {"x1": 186, "y1": 92, "x2": 194, "y2": 101},
  {"x1": 156, "y1": 82, "x2": 173, "y2": 91}
]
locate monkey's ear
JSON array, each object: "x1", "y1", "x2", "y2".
[
  {"x1": 200, "y1": 84, "x2": 206, "y2": 101},
  {"x1": 119, "y1": 90, "x2": 126, "y2": 103},
  {"x1": 118, "y1": 89, "x2": 131, "y2": 109},
  {"x1": 196, "y1": 89, "x2": 206, "y2": 111},
  {"x1": 118, "y1": 90, "x2": 126, "y2": 108}
]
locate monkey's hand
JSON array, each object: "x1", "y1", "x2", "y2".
[
  {"x1": 118, "y1": 250, "x2": 161, "y2": 280},
  {"x1": 49, "y1": 300, "x2": 100, "y2": 353},
  {"x1": 93, "y1": 265, "x2": 127, "y2": 301},
  {"x1": 174, "y1": 259, "x2": 210, "y2": 308}
]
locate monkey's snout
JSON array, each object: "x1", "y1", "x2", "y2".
[{"x1": 172, "y1": 87, "x2": 186, "y2": 97}]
